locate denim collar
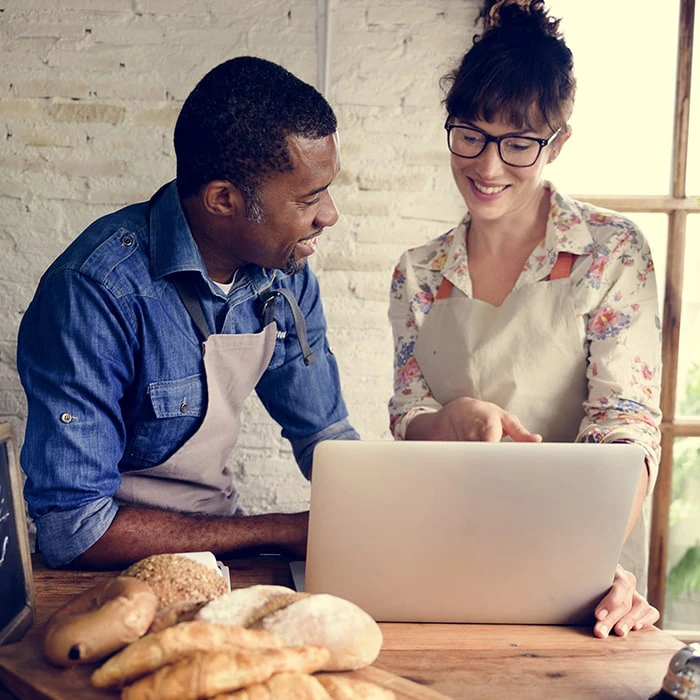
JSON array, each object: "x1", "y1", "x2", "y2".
[{"x1": 148, "y1": 180, "x2": 278, "y2": 293}]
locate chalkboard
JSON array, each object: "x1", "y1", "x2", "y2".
[{"x1": 0, "y1": 423, "x2": 34, "y2": 645}]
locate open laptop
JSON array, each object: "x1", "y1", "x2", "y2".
[{"x1": 298, "y1": 439, "x2": 644, "y2": 625}]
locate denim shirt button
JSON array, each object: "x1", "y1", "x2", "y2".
[
  {"x1": 59, "y1": 412, "x2": 73, "y2": 424},
  {"x1": 120, "y1": 235, "x2": 134, "y2": 247},
  {"x1": 180, "y1": 398, "x2": 188, "y2": 413}
]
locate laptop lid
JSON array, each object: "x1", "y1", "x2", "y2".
[{"x1": 304, "y1": 440, "x2": 644, "y2": 624}]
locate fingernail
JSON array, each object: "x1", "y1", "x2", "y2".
[
  {"x1": 597, "y1": 609, "x2": 609, "y2": 621},
  {"x1": 598, "y1": 625, "x2": 608, "y2": 637},
  {"x1": 619, "y1": 624, "x2": 629, "y2": 636},
  {"x1": 634, "y1": 622, "x2": 644, "y2": 630}
]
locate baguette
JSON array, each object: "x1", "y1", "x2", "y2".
[
  {"x1": 121, "y1": 645, "x2": 331, "y2": 700},
  {"x1": 92, "y1": 621, "x2": 282, "y2": 690}
]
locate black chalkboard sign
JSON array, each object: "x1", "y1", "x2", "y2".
[{"x1": 0, "y1": 423, "x2": 34, "y2": 645}]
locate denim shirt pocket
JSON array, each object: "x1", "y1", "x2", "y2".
[
  {"x1": 127, "y1": 374, "x2": 206, "y2": 466},
  {"x1": 267, "y1": 325, "x2": 287, "y2": 370}
]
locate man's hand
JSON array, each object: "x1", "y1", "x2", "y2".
[
  {"x1": 593, "y1": 564, "x2": 660, "y2": 637},
  {"x1": 407, "y1": 397, "x2": 543, "y2": 442}
]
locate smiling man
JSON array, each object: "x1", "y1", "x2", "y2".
[{"x1": 17, "y1": 56, "x2": 359, "y2": 570}]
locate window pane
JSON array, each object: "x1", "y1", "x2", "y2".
[
  {"x1": 686, "y1": 5, "x2": 700, "y2": 193},
  {"x1": 545, "y1": 1, "x2": 678, "y2": 195},
  {"x1": 677, "y1": 216, "x2": 700, "y2": 418},
  {"x1": 664, "y1": 437, "x2": 700, "y2": 631}
]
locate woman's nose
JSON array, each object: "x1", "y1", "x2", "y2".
[{"x1": 475, "y1": 141, "x2": 505, "y2": 178}]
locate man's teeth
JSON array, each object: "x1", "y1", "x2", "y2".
[
  {"x1": 303, "y1": 237, "x2": 318, "y2": 251},
  {"x1": 474, "y1": 182, "x2": 507, "y2": 195}
]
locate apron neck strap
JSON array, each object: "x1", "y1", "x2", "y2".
[{"x1": 171, "y1": 274, "x2": 213, "y2": 340}]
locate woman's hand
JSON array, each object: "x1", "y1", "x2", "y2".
[
  {"x1": 593, "y1": 564, "x2": 660, "y2": 637},
  {"x1": 406, "y1": 397, "x2": 543, "y2": 442}
]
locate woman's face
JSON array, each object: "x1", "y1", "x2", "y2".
[{"x1": 449, "y1": 116, "x2": 568, "y2": 225}]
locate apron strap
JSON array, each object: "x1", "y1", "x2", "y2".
[
  {"x1": 171, "y1": 275, "x2": 213, "y2": 340},
  {"x1": 436, "y1": 278, "x2": 454, "y2": 300},
  {"x1": 259, "y1": 289, "x2": 316, "y2": 366},
  {"x1": 548, "y1": 252, "x2": 576, "y2": 281}
]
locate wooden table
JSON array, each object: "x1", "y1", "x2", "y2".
[{"x1": 0, "y1": 554, "x2": 684, "y2": 699}]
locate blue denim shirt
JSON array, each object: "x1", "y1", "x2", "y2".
[{"x1": 17, "y1": 181, "x2": 359, "y2": 568}]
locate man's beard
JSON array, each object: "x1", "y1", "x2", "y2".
[
  {"x1": 244, "y1": 191, "x2": 308, "y2": 276},
  {"x1": 282, "y1": 250, "x2": 307, "y2": 275}
]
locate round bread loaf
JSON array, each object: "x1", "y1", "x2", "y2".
[
  {"x1": 122, "y1": 554, "x2": 227, "y2": 610},
  {"x1": 196, "y1": 585, "x2": 383, "y2": 671}
]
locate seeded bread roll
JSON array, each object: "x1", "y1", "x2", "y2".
[
  {"x1": 123, "y1": 554, "x2": 227, "y2": 610},
  {"x1": 197, "y1": 585, "x2": 383, "y2": 671}
]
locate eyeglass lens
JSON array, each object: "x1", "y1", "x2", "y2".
[{"x1": 448, "y1": 127, "x2": 543, "y2": 167}]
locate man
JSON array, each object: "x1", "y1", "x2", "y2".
[{"x1": 17, "y1": 56, "x2": 358, "y2": 569}]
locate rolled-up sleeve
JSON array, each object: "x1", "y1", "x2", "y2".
[
  {"x1": 576, "y1": 229, "x2": 662, "y2": 494},
  {"x1": 18, "y1": 268, "x2": 134, "y2": 566}
]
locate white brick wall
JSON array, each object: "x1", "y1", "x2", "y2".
[{"x1": 0, "y1": 0, "x2": 480, "y2": 516}]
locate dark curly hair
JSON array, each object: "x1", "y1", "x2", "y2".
[
  {"x1": 442, "y1": 0, "x2": 576, "y2": 131},
  {"x1": 174, "y1": 56, "x2": 337, "y2": 212}
]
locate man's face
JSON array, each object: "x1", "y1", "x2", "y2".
[{"x1": 233, "y1": 133, "x2": 340, "y2": 274}]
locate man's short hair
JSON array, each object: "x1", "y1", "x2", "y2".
[{"x1": 174, "y1": 56, "x2": 337, "y2": 202}]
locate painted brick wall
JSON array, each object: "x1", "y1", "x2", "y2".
[{"x1": 0, "y1": 0, "x2": 481, "y2": 516}]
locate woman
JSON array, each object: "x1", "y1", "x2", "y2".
[{"x1": 388, "y1": 0, "x2": 662, "y2": 638}]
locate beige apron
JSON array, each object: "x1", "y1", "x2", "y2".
[
  {"x1": 115, "y1": 280, "x2": 278, "y2": 517},
  {"x1": 414, "y1": 252, "x2": 650, "y2": 594}
]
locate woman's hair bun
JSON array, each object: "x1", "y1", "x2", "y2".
[{"x1": 484, "y1": 0, "x2": 562, "y2": 39}]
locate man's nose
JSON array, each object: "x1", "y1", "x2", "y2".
[{"x1": 315, "y1": 190, "x2": 339, "y2": 228}]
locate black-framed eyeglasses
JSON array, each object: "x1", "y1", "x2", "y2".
[{"x1": 444, "y1": 120, "x2": 562, "y2": 168}]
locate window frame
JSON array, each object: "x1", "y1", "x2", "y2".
[{"x1": 571, "y1": 0, "x2": 698, "y2": 631}]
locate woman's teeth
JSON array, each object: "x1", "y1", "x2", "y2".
[{"x1": 473, "y1": 181, "x2": 507, "y2": 195}]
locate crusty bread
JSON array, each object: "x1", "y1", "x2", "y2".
[
  {"x1": 121, "y1": 645, "x2": 331, "y2": 700},
  {"x1": 91, "y1": 621, "x2": 282, "y2": 690},
  {"x1": 197, "y1": 587, "x2": 383, "y2": 672},
  {"x1": 211, "y1": 672, "x2": 331, "y2": 699},
  {"x1": 316, "y1": 674, "x2": 396, "y2": 699},
  {"x1": 123, "y1": 554, "x2": 227, "y2": 610}
]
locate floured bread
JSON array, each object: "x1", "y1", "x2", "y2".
[
  {"x1": 121, "y1": 645, "x2": 330, "y2": 700},
  {"x1": 197, "y1": 588, "x2": 383, "y2": 671},
  {"x1": 91, "y1": 621, "x2": 282, "y2": 689}
]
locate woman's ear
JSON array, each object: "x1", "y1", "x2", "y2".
[
  {"x1": 201, "y1": 180, "x2": 244, "y2": 217},
  {"x1": 547, "y1": 124, "x2": 572, "y2": 163}
]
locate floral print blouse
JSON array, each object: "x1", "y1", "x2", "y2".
[{"x1": 388, "y1": 182, "x2": 662, "y2": 489}]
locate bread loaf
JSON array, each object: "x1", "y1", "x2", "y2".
[
  {"x1": 42, "y1": 577, "x2": 158, "y2": 667},
  {"x1": 316, "y1": 674, "x2": 396, "y2": 699},
  {"x1": 123, "y1": 554, "x2": 227, "y2": 610},
  {"x1": 121, "y1": 645, "x2": 330, "y2": 700},
  {"x1": 211, "y1": 672, "x2": 331, "y2": 699},
  {"x1": 91, "y1": 620, "x2": 283, "y2": 690},
  {"x1": 197, "y1": 586, "x2": 383, "y2": 671}
]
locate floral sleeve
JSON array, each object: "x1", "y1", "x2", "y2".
[
  {"x1": 388, "y1": 253, "x2": 442, "y2": 439},
  {"x1": 576, "y1": 224, "x2": 662, "y2": 492}
]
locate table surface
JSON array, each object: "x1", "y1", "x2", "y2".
[{"x1": 0, "y1": 554, "x2": 684, "y2": 699}]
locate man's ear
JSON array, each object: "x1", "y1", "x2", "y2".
[
  {"x1": 201, "y1": 180, "x2": 244, "y2": 217},
  {"x1": 548, "y1": 123, "x2": 572, "y2": 163}
]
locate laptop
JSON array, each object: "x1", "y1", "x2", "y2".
[{"x1": 299, "y1": 439, "x2": 644, "y2": 624}]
